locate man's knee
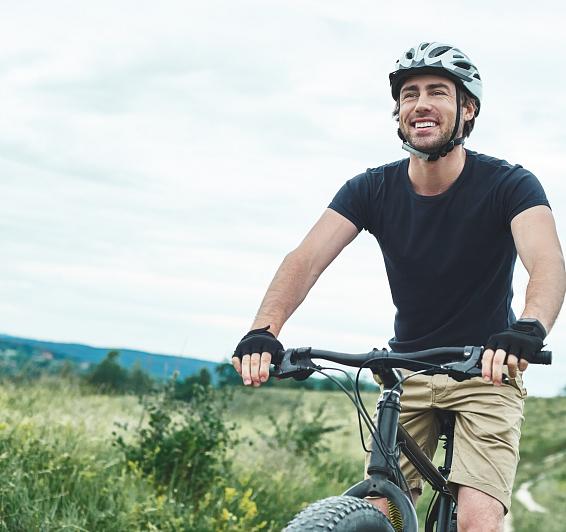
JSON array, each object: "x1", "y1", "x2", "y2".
[
  {"x1": 365, "y1": 496, "x2": 389, "y2": 515},
  {"x1": 457, "y1": 486, "x2": 504, "y2": 532},
  {"x1": 365, "y1": 489, "x2": 421, "y2": 517}
]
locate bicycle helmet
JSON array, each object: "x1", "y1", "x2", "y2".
[{"x1": 389, "y1": 42, "x2": 482, "y2": 161}]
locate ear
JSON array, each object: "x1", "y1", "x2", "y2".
[{"x1": 463, "y1": 98, "x2": 476, "y2": 121}]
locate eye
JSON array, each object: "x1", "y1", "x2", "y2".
[
  {"x1": 431, "y1": 90, "x2": 446, "y2": 96},
  {"x1": 402, "y1": 92, "x2": 417, "y2": 100}
]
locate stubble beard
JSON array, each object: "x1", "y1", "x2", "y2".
[{"x1": 399, "y1": 121, "x2": 453, "y2": 154}]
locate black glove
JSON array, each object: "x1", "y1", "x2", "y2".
[
  {"x1": 485, "y1": 319, "x2": 546, "y2": 359},
  {"x1": 233, "y1": 326, "x2": 284, "y2": 363}
]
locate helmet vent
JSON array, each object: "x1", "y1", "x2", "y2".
[
  {"x1": 420, "y1": 43, "x2": 429, "y2": 50},
  {"x1": 454, "y1": 61, "x2": 471, "y2": 70},
  {"x1": 406, "y1": 51, "x2": 414, "y2": 59},
  {"x1": 453, "y1": 54, "x2": 464, "y2": 59},
  {"x1": 473, "y1": 73, "x2": 481, "y2": 80},
  {"x1": 430, "y1": 46, "x2": 451, "y2": 57}
]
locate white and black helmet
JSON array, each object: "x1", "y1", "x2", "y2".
[
  {"x1": 390, "y1": 42, "x2": 482, "y2": 116},
  {"x1": 390, "y1": 42, "x2": 482, "y2": 161}
]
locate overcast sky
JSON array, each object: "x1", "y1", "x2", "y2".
[{"x1": 1, "y1": 1, "x2": 565, "y2": 396}]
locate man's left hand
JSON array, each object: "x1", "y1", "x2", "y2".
[{"x1": 482, "y1": 319, "x2": 546, "y2": 385}]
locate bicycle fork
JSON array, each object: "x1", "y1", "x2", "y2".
[{"x1": 365, "y1": 368, "x2": 419, "y2": 531}]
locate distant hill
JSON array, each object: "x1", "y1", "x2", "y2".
[{"x1": 0, "y1": 334, "x2": 220, "y2": 383}]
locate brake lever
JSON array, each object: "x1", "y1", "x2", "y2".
[
  {"x1": 443, "y1": 345, "x2": 510, "y2": 384},
  {"x1": 272, "y1": 347, "x2": 318, "y2": 381},
  {"x1": 442, "y1": 346, "x2": 483, "y2": 382}
]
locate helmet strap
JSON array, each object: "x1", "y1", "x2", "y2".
[{"x1": 398, "y1": 84, "x2": 466, "y2": 162}]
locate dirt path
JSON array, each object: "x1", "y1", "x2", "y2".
[
  {"x1": 513, "y1": 450, "x2": 565, "y2": 515},
  {"x1": 505, "y1": 450, "x2": 566, "y2": 530},
  {"x1": 515, "y1": 481, "x2": 547, "y2": 513}
]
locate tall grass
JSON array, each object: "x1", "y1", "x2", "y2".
[
  {"x1": 0, "y1": 378, "x2": 355, "y2": 530},
  {"x1": 0, "y1": 377, "x2": 563, "y2": 531}
]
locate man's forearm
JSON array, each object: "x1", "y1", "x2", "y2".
[
  {"x1": 521, "y1": 256, "x2": 566, "y2": 334},
  {"x1": 250, "y1": 249, "x2": 319, "y2": 337}
]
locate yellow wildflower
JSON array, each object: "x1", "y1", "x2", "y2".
[{"x1": 224, "y1": 487, "x2": 237, "y2": 503}]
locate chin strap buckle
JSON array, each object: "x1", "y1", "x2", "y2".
[{"x1": 401, "y1": 136, "x2": 465, "y2": 163}]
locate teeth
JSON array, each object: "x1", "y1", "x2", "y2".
[{"x1": 415, "y1": 121, "x2": 437, "y2": 128}]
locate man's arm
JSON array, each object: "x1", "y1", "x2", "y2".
[
  {"x1": 513, "y1": 206, "x2": 566, "y2": 332},
  {"x1": 483, "y1": 205, "x2": 566, "y2": 384},
  {"x1": 233, "y1": 208, "x2": 359, "y2": 386}
]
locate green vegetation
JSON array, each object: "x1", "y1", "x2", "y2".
[
  {"x1": 85, "y1": 351, "x2": 155, "y2": 396},
  {"x1": 0, "y1": 376, "x2": 373, "y2": 530},
  {"x1": 506, "y1": 396, "x2": 566, "y2": 532},
  {"x1": 172, "y1": 368, "x2": 212, "y2": 401},
  {"x1": 0, "y1": 379, "x2": 266, "y2": 530},
  {"x1": 114, "y1": 383, "x2": 236, "y2": 500},
  {"x1": 0, "y1": 370, "x2": 562, "y2": 530},
  {"x1": 86, "y1": 350, "x2": 130, "y2": 393}
]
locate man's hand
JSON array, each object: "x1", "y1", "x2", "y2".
[
  {"x1": 232, "y1": 326, "x2": 283, "y2": 387},
  {"x1": 482, "y1": 319, "x2": 546, "y2": 385}
]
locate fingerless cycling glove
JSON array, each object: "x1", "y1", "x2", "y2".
[
  {"x1": 485, "y1": 319, "x2": 546, "y2": 358},
  {"x1": 233, "y1": 326, "x2": 284, "y2": 363}
]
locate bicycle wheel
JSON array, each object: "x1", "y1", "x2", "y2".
[{"x1": 283, "y1": 495, "x2": 396, "y2": 531}]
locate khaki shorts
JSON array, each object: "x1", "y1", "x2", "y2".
[{"x1": 365, "y1": 369, "x2": 526, "y2": 512}]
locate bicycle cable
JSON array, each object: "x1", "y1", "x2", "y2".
[
  {"x1": 305, "y1": 355, "x2": 460, "y2": 502},
  {"x1": 425, "y1": 488, "x2": 439, "y2": 529},
  {"x1": 312, "y1": 366, "x2": 377, "y2": 433},
  {"x1": 353, "y1": 356, "x2": 439, "y2": 452},
  {"x1": 309, "y1": 366, "x2": 389, "y2": 467},
  {"x1": 378, "y1": 367, "x2": 437, "y2": 494},
  {"x1": 353, "y1": 357, "x2": 444, "y2": 494}
]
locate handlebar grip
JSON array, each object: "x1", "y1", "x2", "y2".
[{"x1": 525, "y1": 350, "x2": 552, "y2": 365}]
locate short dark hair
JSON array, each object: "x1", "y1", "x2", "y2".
[{"x1": 392, "y1": 89, "x2": 477, "y2": 138}]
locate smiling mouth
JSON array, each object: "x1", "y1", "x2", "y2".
[{"x1": 413, "y1": 121, "x2": 438, "y2": 129}]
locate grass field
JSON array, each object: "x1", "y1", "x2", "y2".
[{"x1": 0, "y1": 378, "x2": 563, "y2": 530}]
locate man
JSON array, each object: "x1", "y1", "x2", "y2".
[{"x1": 232, "y1": 42, "x2": 565, "y2": 531}]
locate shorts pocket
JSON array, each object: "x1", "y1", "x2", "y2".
[{"x1": 507, "y1": 370, "x2": 527, "y2": 398}]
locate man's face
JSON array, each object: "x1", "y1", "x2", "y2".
[{"x1": 398, "y1": 74, "x2": 471, "y2": 153}]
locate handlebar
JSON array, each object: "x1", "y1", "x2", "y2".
[{"x1": 272, "y1": 346, "x2": 552, "y2": 382}]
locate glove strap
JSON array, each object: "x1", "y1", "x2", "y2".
[{"x1": 512, "y1": 319, "x2": 546, "y2": 340}]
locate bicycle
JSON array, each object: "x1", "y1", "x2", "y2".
[{"x1": 273, "y1": 345, "x2": 552, "y2": 532}]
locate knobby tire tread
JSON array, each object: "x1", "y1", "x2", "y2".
[{"x1": 283, "y1": 495, "x2": 396, "y2": 531}]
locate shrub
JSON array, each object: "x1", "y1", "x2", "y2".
[
  {"x1": 114, "y1": 381, "x2": 236, "y2": 502},
  {"x1": 128, "y1": 361, "x2": 154, "y2": 396},
  {"x1": 257, "y1": 401, "x2": 342, "y2": 459},
  {"x1": 85, "y1": 351, "x2": 154, "y2": 396},
  {"x1": 86, "y1": 351, "x2": 128, "y2": 393},
  {"x1": 173, "y1": 368, "x2": 212, "y2": 401}
]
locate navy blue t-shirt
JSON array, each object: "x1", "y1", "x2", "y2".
[{"x1": 329, "y1": 150, "x2": 550, "y2": 352}]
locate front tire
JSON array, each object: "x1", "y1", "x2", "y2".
[{"x1": 283, "y1": 495, "x2": 396, "y2": 531}]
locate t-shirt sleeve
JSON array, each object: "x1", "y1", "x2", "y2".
[
  {"x1": 501, "y1": 167, "x2": 550, "y2": 225},
  {"x1": 328, "y1": 171, "x2": 374, "y2": 232}
]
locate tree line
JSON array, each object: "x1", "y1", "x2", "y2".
[{"x1": 86, "y1": 350, "x2": 377, "y2": 397}]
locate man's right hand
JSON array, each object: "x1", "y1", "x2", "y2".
[{"x1": 232, "y1": 326, "x2": 283, "y2": 387}]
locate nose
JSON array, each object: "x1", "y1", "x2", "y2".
[{"x1": 414, "y1": 94, "x2": 433, "y2": 113}]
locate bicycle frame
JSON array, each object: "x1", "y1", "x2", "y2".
[{"x1": 342, "y1": 367, "x2": 457, "y2": 532}]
